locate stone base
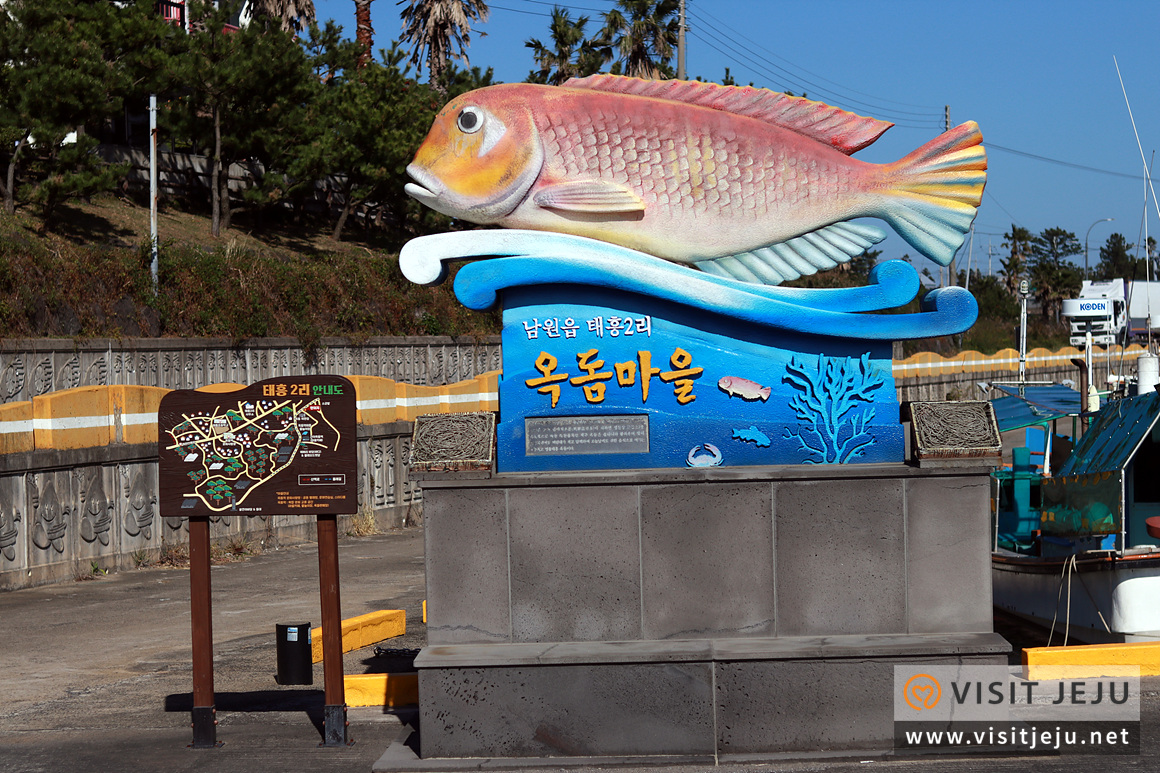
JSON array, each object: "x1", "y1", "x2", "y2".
[
  {"x1": 391, "y1": 633, "x2": 1007, "y2": 763},
  {"x1": 402, "y1": 464, "x2": 1007, "y2": 763}
]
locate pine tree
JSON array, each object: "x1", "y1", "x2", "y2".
[
  {"x1": 1028, "y1": 227, "x2": 1082, "y2": 321},
  {"x1": 0, "y1": 0, "x2": 174, "y2": 225},
  {"x1": 291, "y1": 41, "x2": 444, "y2": 242},
  {"x1": 1094, "y1": 233, "x2": 1143, "y2": 283},
  {"x1": 168, "y1": 1, "x2": 313, "y2": 236}
]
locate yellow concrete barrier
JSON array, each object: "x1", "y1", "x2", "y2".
[
  {"x1": 344, "y1": 673, "x2": 419, "y2": 708},
  {"x1": 109, "y1": 385, "x2": 169, "y2": 445},
  {"x1": 893, "y1": 344, "x2": 1150, "y2": 380},
  {"x1": 310, "y1": 608, "x2": 406, "y2": 663},
  {"x1": 0, "y1": 400, "x2": 33, "y2": 455},
  {"x1": 32, "y1": 385, "x2": 115, "y2": 450},
  {"x1": 0, "y1": 373, "x2": 500, "y2": 455},
  {"x1": 1023, "y1": 642, "x2": 1160, "y2": 679}
]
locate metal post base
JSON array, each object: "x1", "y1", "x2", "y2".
[
  {"x1": 321, "y1": 703, "x2": 352, "y2": 747},
  {"x1": 190, "y1": 705, "x2": 220, "y2": 748}
]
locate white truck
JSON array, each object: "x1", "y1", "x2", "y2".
[
  {"x1": 1062, "y1": 279, "x2": 1160, "y2": 347},
  {"x1": 1126, "y1": 281, "x2": 1160, "y2": 341},
  {"x1": 1062, "y1": 279, "x2": 1126, "y2": 348}
]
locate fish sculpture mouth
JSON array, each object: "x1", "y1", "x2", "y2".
[
  {"x1": 404, "y1": 165, "x2": 445, "y2": 208},
  {"x1": 405, "y1": 162, "x2": 530, "y2": 222}
]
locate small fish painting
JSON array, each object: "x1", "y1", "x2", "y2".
[
  {"x1": 405, "y1": 75, "x2": 986, "y2": 286},
  {"x1": 732, "y1": 425, "x2": 772, "y2": 448},
  {"x1": 718, "y1": 376, "x2": 771, "y2": 401}
]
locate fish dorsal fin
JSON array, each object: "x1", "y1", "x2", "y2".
[
  {"x1": 694, "y1": 222, "x2": 887, "y2": 285},
  {"x1": 563, "y1": 74, "x2": 893, "y2": 154}
]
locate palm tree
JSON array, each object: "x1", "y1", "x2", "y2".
[
  {"x1": 525, "y1": 6, "x2": 609, "y2": 86},
  {"x1": 249, "y1": 0, "x2": 316, "y2": 33},
  {"x1": 399, "y1": 0, "x2": 489, "y2": 92},
  {"x1": 600, "y1": 0, "x2": 679, "y2": 80},
  {"x1": 354, "y1": 0, "x2": 374, "y2": 67},
  {"x1": 1001, "y1": 224, "x2": 1032, "y2": 297}
]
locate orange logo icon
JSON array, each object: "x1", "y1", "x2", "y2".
[{"x1": 904, "y1": 673, "x2": 941, "y2": 711}]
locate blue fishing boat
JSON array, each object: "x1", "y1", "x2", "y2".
[{"x1": 992, "y1": 388, "x2": 1160, "y2": 643}]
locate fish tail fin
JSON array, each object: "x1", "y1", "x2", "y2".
[
  {"x1": 760, "y1": 387, "x2": 771, "y2": 401},
  {"x1": 877, "y1": 121, "x2": 987, "y2": 266}
]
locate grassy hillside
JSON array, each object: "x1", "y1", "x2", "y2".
[
  {"x1": 0, "y1": 195, "x2": 499, "y2": 352},
  {"x1": 1, "y1": 194, "x2": 1063, "y2": 357}
]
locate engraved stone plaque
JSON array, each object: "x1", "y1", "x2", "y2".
[{"x1": 525, "y1": 415, "x2": 649, "y2": 456}]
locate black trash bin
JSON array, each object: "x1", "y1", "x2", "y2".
[{"x1": 275, "y1": 622, "x2": 313, "y2": 685}]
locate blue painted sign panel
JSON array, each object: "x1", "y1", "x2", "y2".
[{"x1": 498, "y1": 285, "x2": 902, "y2": 472}]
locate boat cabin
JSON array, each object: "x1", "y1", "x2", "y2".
[{"x1": 995, "y1": 390, "x2": 1160, "y2": 557}]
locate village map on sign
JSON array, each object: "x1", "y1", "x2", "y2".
[{"x1": 158, "y1": 377, "x2": 357, "y2": 516}]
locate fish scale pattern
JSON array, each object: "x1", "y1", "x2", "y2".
[{"x1": 535, "y1": 107, "x2": 854, "y2": 222}]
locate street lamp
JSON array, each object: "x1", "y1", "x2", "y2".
[{"x1": 1085, "y1": 217, "x2": 1115, "y2": 278}]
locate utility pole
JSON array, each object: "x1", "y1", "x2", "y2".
[
  {"x1": 965, "y1": 226, "x2": 974, "y2": 292},
  {"x1": 1019, "y1": 279, "x2": 1029, "y2": 383},
  {"x1": 677, "y1": 0, "x2": 687, "y2": 80},
  {"x1": 149, "y1": 94, "x2": 159, "y2": 296},
  {"x1": 942, "y1": 105, "x2": 957, "y2": 285}
]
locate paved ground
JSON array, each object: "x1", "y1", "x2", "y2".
[
  {"x1": 0, "y1": 530, "x2": 426, "y2": 773},
  {"x1": 1, "y1": 527, "x2": 1157, "y2": 773}
]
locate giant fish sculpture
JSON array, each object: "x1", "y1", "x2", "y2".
[{"x1": 405, "y1": 75, "x2": 986, "y2": 286}]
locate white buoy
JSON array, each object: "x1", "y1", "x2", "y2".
[{"x1": 1138, "y1": 353, "x2": 1160, "y2": 394}]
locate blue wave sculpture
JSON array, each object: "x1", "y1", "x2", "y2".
[
  {"x1": 399, "y1": 229, "x2": 976, "y2": 472},
  {"x1": 400, "y1": 230, "x2": 977, "y2": 340}
]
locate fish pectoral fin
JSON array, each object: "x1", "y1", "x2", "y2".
[
  {"x1": 693, "y1": 222, "x2": 887, "y2": 286},
  {"x1": 533, "y1": 181, "x2": 646, "y2": 213}
]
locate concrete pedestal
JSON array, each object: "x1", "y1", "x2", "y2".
[{"x1": 394, "y1": 464, "x2": 1009, "y2": 764}]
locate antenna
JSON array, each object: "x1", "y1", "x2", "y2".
[
  {"x1": 1115, "y1": 57, "x2": 1160, "y2": 226},
  {"x1": 1115, "y1": 56, "x2": 1160, "y2": 370}
]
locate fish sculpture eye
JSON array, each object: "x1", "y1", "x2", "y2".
[{"x1": 457, "y1": 107, "x2": 483, "y2": 134}]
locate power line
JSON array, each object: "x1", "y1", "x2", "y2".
[
  {"x1": 984, "y1": 191, "x2": 1022, "y2": 228},
  {"x1": 685, "y1": 26, "x2": 942, "y2": 129},
  {"x1": 489, "y1": 3, "x2": 554, "y2": 19},
  {"x1": 987, "y1": 142, "x2": 1142, "y2": 181},
  {"x1": 693, "y1": 8, "x2": 936, "y2": 111},
  {"x1": 686, "y1": 6, "x2": 941, "y2": 119},
  {"x1": 496, "y1": 0, "x2": 611, "y2": 14},
  {"x1": 493, "y1": 2, "x2": 1149, "y2": 184}
]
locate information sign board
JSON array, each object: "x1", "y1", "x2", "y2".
[{"x1": 158, "y1": 376, "x2": 357, "y2": 515}]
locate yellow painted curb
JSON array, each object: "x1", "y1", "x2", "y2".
[
  {"x1": 1023, "y1": 642, "x2": 1160, "y2": 679},
  {"x1": 344, "y1": 673, "x2": 419, "y2": 707},
  {"x1": 310, "y1": 609, "x2": 406, "y2": 663}
]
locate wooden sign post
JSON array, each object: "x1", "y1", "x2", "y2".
[{"x1": 158, "y1": 376, "x2": 358, "y2": 747}]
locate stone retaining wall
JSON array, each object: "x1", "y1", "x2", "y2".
[{"x1": 0, "y1": 336, "x2": 502, "y2": 405}]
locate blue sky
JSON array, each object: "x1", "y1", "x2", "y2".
[{"x1": 313, "y1": 0, "x2": 1160, "y2": 279}]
